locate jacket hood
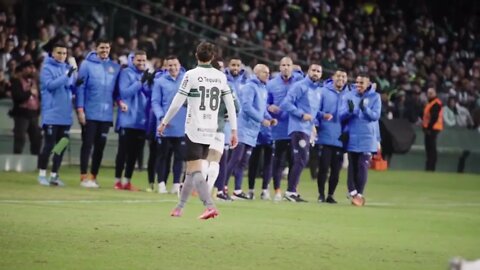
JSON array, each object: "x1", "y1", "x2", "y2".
[
  {"x1": 249, "y1": 76, "x2": 265, "y2": 86},
  {"x1": 351, "y1": 83, "x2": 376, "y2": 97},
  {"x1": 304, "y1": 75, "x2": 321, "y2": 87},
  {"x1": 161, "y1": 67, "x2": 186, "y2": 81},
  {"x1": 225, "y1": 68, "x2": 247, "y2": 78},
  {"x1": 154, "y1": 69, "x2": 166, "y2": 79},
  {"x1": 44, "y1": 55, "x2": 69, "y2": 68},
  {"x1": 85, "y1": 51, "x2": 109, "y2": 63},
  {"x1": 324, "y1": 78, "x2": 348, "y2": 92}
]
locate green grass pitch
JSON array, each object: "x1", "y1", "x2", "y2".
[{"x1": 0, "y1": 166, "x2": 479, "y2": 270}]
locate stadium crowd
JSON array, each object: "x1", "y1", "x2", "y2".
[{"x1": 0, "y1": 0, "x2": 479, "y2": 207}]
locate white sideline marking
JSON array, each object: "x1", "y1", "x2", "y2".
[
  {"x1": 0, "y1": 199, "x2": 177, "y2": 204},
  {"x1": 0, "y1": 199, "x2": 479, "y2": 207},
  {"x1": 362, "y1": 202, "x2": 480, "y2": 207}
]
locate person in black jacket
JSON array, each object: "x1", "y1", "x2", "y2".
[{"x1": 9, "y1": 61, "x2": 41, "y2": 154}]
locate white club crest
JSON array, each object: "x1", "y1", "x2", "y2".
[{"x1": 299, "y1": 139, "x2": 307, "y2": 148}]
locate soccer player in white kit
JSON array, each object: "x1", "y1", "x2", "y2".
[{"x1": 158, "y1": 42, "x2": 238, "y2": 219}]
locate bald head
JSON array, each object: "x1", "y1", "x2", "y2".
[{"x1": 254, "y1": 64, "x2": 270, "y2": 83}]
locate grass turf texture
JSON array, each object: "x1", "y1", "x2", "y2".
[{"x1": 0, "y1": 166, "x2": 479, "y2": 270}]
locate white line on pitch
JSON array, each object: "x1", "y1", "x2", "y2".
[
  {"x1": 0, "y1": 199, "x2": 479, "y2": 207},
  {"x1": 0, "y1": 199, "x2": 177, "y2": 204}
]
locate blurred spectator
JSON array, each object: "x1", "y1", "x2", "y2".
[
  {"x1": 9, "y1": 61, "x2": 41, "y2": 155},
  {"x1": 0, "y1": 68, "x2": 10, "y2": 98},
  {"x1": 443, "y1": 96, "x2": 474, "y2": 128},
  {"x1": 0, "y1": 38, "x2": 15, "y2": 71},
  {"x1": 379, "y1": 89, "x2": 394, "y2": 119}
]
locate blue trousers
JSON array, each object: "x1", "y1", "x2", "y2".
[
  {"x1": 225, "y1": 143, "x2": 253, "y2": 191},
  {"x1": 287, "y1": 132, "x2": 310, "y2": 193}
]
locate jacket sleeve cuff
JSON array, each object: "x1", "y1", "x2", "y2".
[{"x1": 293, "y1": 109, "x2": 303, "y2": 118}]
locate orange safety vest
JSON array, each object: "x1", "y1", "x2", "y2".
[{"x1": 423, "y1": 98, "x2": 443, "y2": 131}]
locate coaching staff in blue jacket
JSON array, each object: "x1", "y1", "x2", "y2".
[
  {"x1": 339, "y1": 74, "x2": 381, "y2": 206},
  {"x1": 76, "y1": 38, "x2": 120, "y2": 188},
  {"x1": 37, "y1": 43, "x2": 77, "y2": 186},
  {"x1": 114, "y1": 51, "x2": 152, "y2": 191},
  {"x1": 315, "y1": 69, "x2": 348, "y2": 203},
  {"x1": 280, "y1": 63, "x2": 323, "y2": 202}
]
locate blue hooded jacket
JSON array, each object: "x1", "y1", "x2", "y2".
[
  {"x1": 116, "y1": 53, "x2": 151, "y2": 130},
  {"x1": 225, "y1": 68, "x2": 249, "y2": 102},
  {"x1": 316, "y1": 79, "x2": 348, "y2": 147},
  {"x1": 339, "y1": 85, "x2": 381, "y2": 153},
  {"x1": 280, "y1": 76, "x2": 322, "y2": 136},
  {"x1": 238, "y1": 77, "x2": 272, "y2": 147},
  {"x1": 151, "y1": 68, "x2": 186, "y2": 137},
  {"x1": 222, "y1": 84, "x2": 241, "y2": 146},
  {"x1": 145, "y1": 69, "x2": 165, "y2": 138},
  {"x1": 40, "y1": 56, "x2": 76, "y2": 126},
  {"x1": 256, "y1": 126, "x2": 272, "y2": 145},
  {"x1": 267, "y1": 72, "x2": 304, "y2": 140},
  {"x1": 75, "y1": 51, "x2": 120, "y2": 122}
]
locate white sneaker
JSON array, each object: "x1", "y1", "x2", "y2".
[
  {"x1": 170, "y1": 183, "x2": 180, "y2": 194},
  {"x1": 37, "y1": 176, "x2": 50, "y2": 186},
  {"x1": 260, "y1": 191, "x2": 271, "y2": 200},
  {"x1": 273, "y1": 192, "x2": 282, "y2": 202},
  {"x1": 80, "y1": 180, "x2": 99, "y2": 188},
  {"x1": 158, "y1": 182, "x2": 168, "y2": 194},
  {"x1": 90, "y1": 180, "x2": 100, "y2": 188}
]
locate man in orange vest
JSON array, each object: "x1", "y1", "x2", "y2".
[{"x1": 422, "y1": 87, "x2": 443, "y2": 171}]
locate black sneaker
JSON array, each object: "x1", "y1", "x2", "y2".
[
  {"x1": 216, "y1": 192, "x2": 233, "y2": 201},
  {"x1": 318, "y1": 194, "x2": 325, "y2": 203},
  {"x1": 295, "y1": 194, "x2": 308, "y2": 202},
  {"x1": 232, "y1": 191, "x2": 251, "y2": 200},
  {"x1": 326, "y1": 196, "x2": 337, "y2": 204},
  {"x1": 247, "y1": 191, "x2": 255, "y2": 200},
  {"x1": 284, "y1": 193, "x2": 308, "y2": 203}
]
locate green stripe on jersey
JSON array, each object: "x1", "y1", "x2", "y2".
[{"x1": 188, "y1": 93, "x2": 200, "y2": 97}]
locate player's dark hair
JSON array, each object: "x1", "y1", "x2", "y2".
[
  {"x1": 196, "y1": 42, "x2": 216, "y2": 62},
  {"x1": 52, "y1": 43, "x2": 68, "y2": 50},
  {"x1": 357, "y1": 72, "x2": 370, "y2": 79},
  {"x1": 165, "y1": 55, "x2": 178, "y2": 61},
  {"x1": 96, "y1": 37, "x2": 111, "y2": 46}
]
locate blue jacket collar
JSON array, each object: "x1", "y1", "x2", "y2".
[
  {"x1": 163, "y1": 67, "x2": 186, "y2": 82},
  {"x1": 225, "y1": 68, "x2": 246, "y2": 78},
  {"x1": 127, "y1": 52, "x2": 143, "y2": 74},
  {"x1": 353, "y1": 84, "x2": 375, "y2": 97},
  {"x1": 249, "y1": 76, "x2": 265, "y2": 86},
  {"x1": 304, "y1": 76, "x2": 320, "y2": 88},
  {"x1": 324, "y1": 78, "x2": 346, "y2": 93},
  {"x1": 45, "y1": 56, "x2": 68, "y2": 67},
  {"x1": 86, "y1": 51, "x2": 110, "y2": 63}
]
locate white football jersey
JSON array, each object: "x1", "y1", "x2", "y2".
[{"x1": 178, "y1": 65, "x2": 231, "y2": 144}]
